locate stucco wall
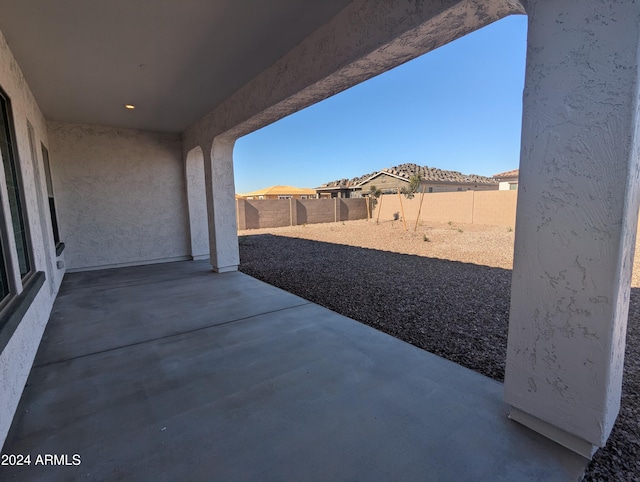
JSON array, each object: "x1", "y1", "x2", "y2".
[
  {"x1": 0, "y1": 29, "x2": 63, "y2": 450},
  {"x1": 504, "y1": 0, "x2": 640, "y2": 452},
  {"x1": 48, "y1": 122, "x2": 190, "y2": 271},
  {"x1": 185, "y1": 146, "x2": 208, "y2": 260}
]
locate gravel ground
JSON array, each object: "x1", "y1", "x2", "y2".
[{"x1": 238, "y1": 219, "x2": 640, "y2": 481}]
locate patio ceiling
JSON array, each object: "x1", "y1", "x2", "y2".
[{"x1": 0, "y1": 0, "x2": 352, "y2": 133}]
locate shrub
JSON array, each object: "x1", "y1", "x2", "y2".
[
  {"x1": 368, "y1": 185, "x2": 382, "y2": 210},
  {"x1": 400, "y1": 174, "x2": 423, "y2": 199}
]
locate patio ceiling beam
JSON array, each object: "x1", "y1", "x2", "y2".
[{"x1": 183, "y1": 0, "x2": 525, "y2": 151}]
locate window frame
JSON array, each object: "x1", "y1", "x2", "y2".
[
  {"x1": 40, "y1": 143, "x2": 64, "y2": 254},
  {"x1": 0, "y1": 204, "x2": 13, "y2": 311},
  {"x1": 0, "y1": 86, "x2": 35, "y2": 285},
  {"x1": 0, "y1": 85, "x2": 45, "y2": 341}
]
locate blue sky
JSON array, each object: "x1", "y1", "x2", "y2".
[{"x1": 233, "y1": 15, "x2": 528, "y2": 194}]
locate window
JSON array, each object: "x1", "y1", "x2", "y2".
[
  {"x1": 0, "y1": 212, "x2": 8, "y2": 303},
  {"x1": 41, "y1": 144, "x2": 62, "y2": 250},
  {"x1": 278, "y1": 195, "x2": 292, "y2": 199},
  {"x1": 428, "y1": 187, "x2": 433, "y2": 193},
  {"x1": 510, "y1": 183, "x2": 518, "y2": 191},
  {"x1": 0, "y1": 87, "x2": 32, "y2": 282}
]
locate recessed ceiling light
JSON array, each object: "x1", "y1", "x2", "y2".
[{"x1": 124, "y1": 104, "x2": 136, "y2": 110}]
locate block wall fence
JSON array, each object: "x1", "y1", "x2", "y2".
[
  {"x1": 236, "y1": 198, "x2": 369, "y2": 230},
  {"x1": 236, "y1": 191, "x2": 640, "y2": 246},
  {"x1": 236, "y1": 190, "x2": 520, "y2": 230},
  {"x1": 374, "y1": 190, "x2": 518, "y2": 228}
]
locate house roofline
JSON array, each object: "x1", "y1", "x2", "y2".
[{"x1": 354, "y1": 170, "x2": 408, "y2": 187}]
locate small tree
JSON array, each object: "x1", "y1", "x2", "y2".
[
  {"x1": 401, "y1": 174, "x2": 423, "y2": 199},
  {"x1": 368, "y1": 185, "x2": 382, "y2": 209}
]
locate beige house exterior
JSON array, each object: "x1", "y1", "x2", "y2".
[
  {"x1": 358, "y1": 170, "x2": 499, "y2": 195},
  {"x1": 238, "y1": 185, "x2": 317, "y2": 200},
  {"x1": 494, "y1": 168, "x2": 519, "y2": 190},
  {"x1": 318, "y1": 163, "x2": 498, "y2": 198}
]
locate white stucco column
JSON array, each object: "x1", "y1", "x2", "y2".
[
  {"x1": 185, "y1": 146, "x2": 209, "y2": 260},
  {"x1": 202, "y1": 136, "x2": 239, "y2": 273},
  {"x1": 504, "y1": 0, "x2": 640, "y2": 458}
]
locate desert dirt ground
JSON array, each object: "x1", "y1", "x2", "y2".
[{"x1": 239, "y1": 218, "x2": 640, "y2": 287}]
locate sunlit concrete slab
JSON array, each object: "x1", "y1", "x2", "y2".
[{"x1": 1, "y1": 261, "x2": 588, "y2": 481}]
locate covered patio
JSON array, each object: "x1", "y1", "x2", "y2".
[
  {"x1": 1, "y1": 1, "x2": 639, "y2": 479},
  {"x1": 1, "y1": 260, "x2": 586, "y2": 480}
]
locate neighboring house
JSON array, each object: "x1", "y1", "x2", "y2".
[
  {"x1": 317, "y1": 163, "x2": 498, "y2": 198},
  {"x1": 315, "y1": 170, "x2": 377, "y2": 198},
  {"x1": 494, "y1": 168, "x2": 519, "y2": 190},
  {"x1": 239, "y1": 185, "x2": 317, "y2": 200},
  {"x1": 315, "y1": 180, "x2": 355, "y2": 199}
]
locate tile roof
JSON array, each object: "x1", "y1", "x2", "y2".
[
  {"x1": 240, "y1": 185, "x2": 317, "y2": 197},
  {"x1": 317, "y1": 169, "x2": 379, "y2": 189},
  {"x1": 318, "y1": 163, "x2": 498, "y2": 188},
  {"x1": 493, "y1": 168, "x2": 519, "y2": 179}
]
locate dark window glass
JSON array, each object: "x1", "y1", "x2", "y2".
[
  {"x1": 0, "y1": 89, "x2": 32, "y2": 278},
  {"x1": 0, "y1": 219, "x2": 8, "y2": 302},
  {"x1": 41, "y1": 145, "x2": 60, "y2": 245}
]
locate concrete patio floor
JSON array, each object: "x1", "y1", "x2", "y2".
[{"x1": 1, "y1": 260, "x2": 588, "y2": 481}]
